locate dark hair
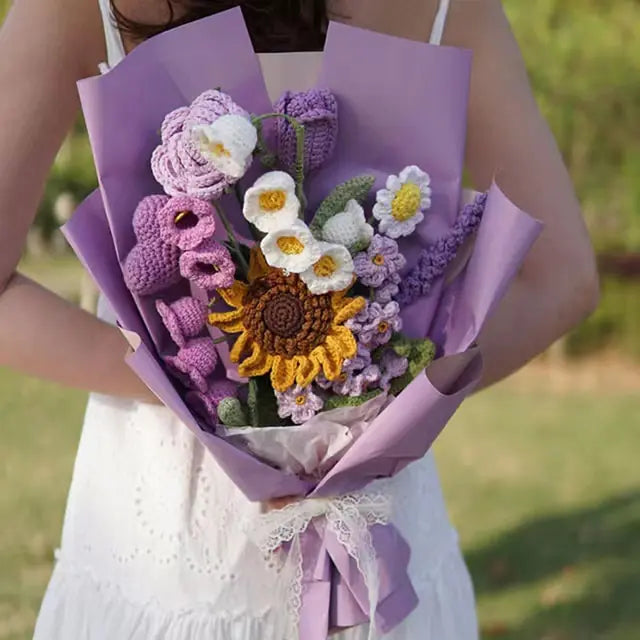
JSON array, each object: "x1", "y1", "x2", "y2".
[{"x1": 110, "y1": 1, "x2": 328, "y2": 53}]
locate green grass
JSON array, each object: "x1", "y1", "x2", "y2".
[{"x1": 1, "y1": 368, "x2": 639, "y2": 639}]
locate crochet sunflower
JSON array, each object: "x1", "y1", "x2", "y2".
[{"x1": 208, "y1": 249, "x2": 365, "y2": 392}]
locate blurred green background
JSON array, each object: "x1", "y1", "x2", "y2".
[{"x1": 1, "y1": 1, "x2": 639, "y2": 639}]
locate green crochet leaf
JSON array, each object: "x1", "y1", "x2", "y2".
[
  {"x1": 217, "y1": 397, "x2": 249, "y2": 428},
  {"x1": 323, "y1": 389, "x2": 382, "y2": 411},
  {"x1": 247, "y1": 376, "x2": 282, "y2": 428},
  {"x1": 309, "y1": 175, "x2": 375, "y2": 235},
  {"x1": 389, "y1": 337, "x2": 437, "y2": 396}
]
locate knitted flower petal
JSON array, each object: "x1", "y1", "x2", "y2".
[
  {"x1": 123, "y1": 240, "x2": 181, "y2": 296},
  {"x1": 321, "y1": 199, "x2": 374, "y2": 253},
  {"x1": 243, "y1": 171, "x2": 300, "y2": 233},
  {"x1": 276, "y1": 384, "x2": 324, "y2": 424},
  {"x1": 132, "y1": 195, "x2": 169, "y2": 244},
  {"x1": 193, "y1": 114, "x2": 257, "y2": 179},
  {"x1": 157, "y1": 196, "x2": 216, "y2": 250},
  {"x1": 156, "y1": 296, "x2": 207, "y2": 347},
  {"x1": 179, "y1": 238, "x2": 236, "y2": 291},
  {"x1": 186, "y1": 379, "x2": 239, "y2": 428},
  {"x1": 300, "y1": 242, "x2": 354, "y2": 295},
  {"x1": 260, "y1": 220, "x2": 321, "y2": 274},
  {"x1": 164, "y1": 337, "x2": 219, "y2": 392}
]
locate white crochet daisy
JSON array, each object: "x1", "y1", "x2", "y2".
[
  {"x1": 260, "y1": 219, "x2": 321, "y2": 274},
  {"x1": 373, "y1": 165, "x2": 432, "y2": 239},
  {"x1": 321, "y1": 199, "x2": 374, "y2": 253},
  {"x1": 243, "y1": 171, "x2": 301, "y2": 233},
  {"x1": 193, "y1": 114, "x2": 257, "y2": 179},
  {"x1": 300, "y1": 242, "x2": 355, "y2": 295}
]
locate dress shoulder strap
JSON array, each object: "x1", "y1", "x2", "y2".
[
  {"x1": 97, "y1": 0, "x2": 126, "y2": 71},
  {"x1": 429, "y1": 0, "x2": 451, "y2": 45}
]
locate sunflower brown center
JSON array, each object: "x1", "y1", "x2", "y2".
[{"x1": 242, "y1": 272, "x2": 334, "y2": 358}]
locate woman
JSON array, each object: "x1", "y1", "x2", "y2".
[{"x1": 0, "y1": 1, "x2": 598, "y2": 638}]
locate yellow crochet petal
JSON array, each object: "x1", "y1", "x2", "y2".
[
  {"x1": 328, "y1": 325, "x2": 357, "y2": 359},
  {"x1": 229, "y1": 330, "x2": 252, "y2": 363},
  {"x1": 313, "y1": 340, "x2": 343, "y2": 382},
  {"x1": 238, "y1": 343, "x2": 273, "y2": 378},
  {"x1": 333, "y1": 295, "x2": 366, "y2": 325},
  {"x1": 217, "y1": 281, "x2": 248, "y2": 308},
  {"x1": 208, "y1": 309, "x2": 244, "y2": 333},
  {"x1": 294, "y1": 355, "x2": 321, "y2": 388},
  {"x1": 248, "y1": 247, "x2": 270, "y2": 282},
  {"x1": 271, "y1": 355, "x2": 297, "y2": 393}
]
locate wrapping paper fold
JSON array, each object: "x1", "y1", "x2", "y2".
[{"x1": 64, "y1": 8, "x2": 542, "y2": 637}]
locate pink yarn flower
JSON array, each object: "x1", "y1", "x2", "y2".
[
  {"x1": 132, "y1": 195, "x2": 169, "y2": 244},
  {"x1": 186, "y1": 379, "x2": 239, "y2": 427},
  {"x1": 123, "y1": 240, "x2": 181, "y2": 296},
  {"x1": 156, "y1": 296, "x2": 207, "y2": 347},
  {"x1": 179, "y1": 238, "x2": 236, "y2": 291},
  {"x1": 164, "y1": 337, "x2": 219, "y2": 392},
  {"x1": 157, "y1": 196, "x2": 216, "y2": 250},
  {"x1": 151, "y1": 90, "x2": 249, "y2": 199}
]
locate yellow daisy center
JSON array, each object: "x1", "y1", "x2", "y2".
[
  {"x1": 372, "y1": 254, "x2": 385, "y2": 266},
  {"x1": 377, "y1": 321, "x2": 389, "y2": 334},
  {"x1": 259, "y1": 190, "x2": 287, "y2": 212},
  {"x1": 276, "y1": 236, "x2": 305, "y2": 255},
  {"x1": 295, "y1": 394, "x2": 307, "y2": 406},
  {"x1": 391, "y1": 182, "x2": 422, "y2": 221},
  {"x1": 313, "y1": 255, "x2": 338, "y2": 278}
]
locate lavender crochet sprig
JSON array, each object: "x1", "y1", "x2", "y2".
[{"x1": 396, "y1": 192, "x2": 487, "y2": 307}]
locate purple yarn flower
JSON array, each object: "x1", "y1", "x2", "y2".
[
  {"x1": 179, "y1": 238, "x2": 236, "y2": 291},
  {"x1": 343, "y1": 343, "x2": 373, "y2": 373},
  {"x1": 353, "y1": 235, "x2": 406, "y2": 288},
  {"x1": 123, "y1": 240, "x2": 181, "y2": 296},
  {"x1": 379, "y1": 350, "x2": 409, "y2": 391},
  {"x1": 397, "y1": 192, "x2": 487, "y2": 307},
  {"x1": 276, "y1": 385, "x2": 324, "y2": 425},
  {"x1": 151, "y1": 90, "x2": 248, "y2": 199},
  {"x1": 156, "y1": 296, "x2": 207, "y2": 347},
  {"x1": 318, "y1": 364, "x2": 381, "y2": 397},
  {"x1": 132, "y1": 195, "x2": 169, "y2": 244},
  {"x1": 274, "y1": 89, "x2": 338, "y2": 173},
  {"x1": 157, "y1": 196, "x2": 217, "y2": 250},
  {"x1": 186, "y1": 379, "x2": 238, "y2": 427},
  {"x1": 164, "y1": 337, "x2": 219, "y2": 392},
  {"x1": 374, "y1": 272, "x2": 402, "y2": 304},
  {"x1": 348, "y1": 301, "x2": 402, "y2": 348}
]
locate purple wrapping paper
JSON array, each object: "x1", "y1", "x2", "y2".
[{"x1": 64, "y1": 9, "x2": 542, "y2": 638}]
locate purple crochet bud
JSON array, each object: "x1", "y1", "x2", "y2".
[
  {"x1": 156, "y1": 297, "x2": 208, "y2": 347},
  {"x1": 157, "y1": 196, "x2": 217, "y2": 250},
  {"x1": 274, "y1": 89, "x2": 338, "y2": 173},
  {"x1": 123, "y1": 240, "x2": 181, "y2": 296},
  {"x1": 151, "y1": 89, "x2": 248, "y2": 199},
  {"x1": 186, "y1": 379, "x2": 239, "y2": 427},
  {"x1": 164, "y1": 337, "x2": 219, "y2": 393},
  {"x1": 132, "y1": 195, "x2": 169, "y2": 244},
  {"x1": 179, "y1": 238, "x2": 236, "y2": 291}
]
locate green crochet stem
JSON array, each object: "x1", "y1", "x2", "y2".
[
  {"x1": 213, "y1": 201, "x2": 249, "y2": 277},
  {"x1": 252, "y1": 113, "x2": 307, "y2": 215}
]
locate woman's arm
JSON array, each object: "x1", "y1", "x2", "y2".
[
  {"x1": 337, "y1": 0, "x2": 599, "y2": 387},
  {"x1": 0, "y1": 0, "x2": 155, "y2": 401}
]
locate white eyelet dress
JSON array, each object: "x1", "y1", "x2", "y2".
[{"x1": 34, "y1": 1, "x2": 479, "y2": 638}]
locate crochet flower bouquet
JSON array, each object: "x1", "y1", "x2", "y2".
[{"x1": 64, "y1": 9, "x2": 541, "y2": 639}]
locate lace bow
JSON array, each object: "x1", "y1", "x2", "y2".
[{"x1": 249, "y1": 491, "x2": 392, "y2": 640}]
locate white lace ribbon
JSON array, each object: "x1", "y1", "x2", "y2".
[{"x1": 249, "y1": 492, "x2": 392, "y2": 640}]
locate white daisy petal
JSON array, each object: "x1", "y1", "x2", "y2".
[
  {"x1": 243, "y1": 171, "x2": 300, "y2": 233},
  {"x1": 260, "y1": 220, "x2": 321, "y2": 273},
  {"x1": 194, "y1": 114, "x2": 257, "y2": 179},
  {"x1": 300, "y1": 242, "x2": 354, "y2": 294}
]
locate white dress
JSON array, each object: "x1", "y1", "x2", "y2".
[{"x1": 34, "y1": 1, "x2": 479, "y2": 638}]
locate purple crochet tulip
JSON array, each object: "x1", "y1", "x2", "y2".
[
  {"x1": 156, "y1": 296, "x2": 207, "y2": 347},
  {"x1": 379, "y1": 350, "x2": 409, "y2": 391},
  {"x1": 132, "y1": 195, "x2": 169, "y2": 244},
  {"x1": 274, "y1": 89, "x2": 338, "y2": 173},
  {"x1": 123, "y1": 240, "x2": 181, "y2": 296},
  {"x1": 151, "y1": 90, "x2": 248, "y2": 199},
  {"x1": 186, "y1": 379, "x2": 238, "y2": 427},
  {"x1": 353, "y1": 235, "x2": 406, "y2": 288},
  {"x1": 157, "y1": 196, "x2": 217, "y2": 250},
  {"x1": 348, "y1": 301, "x2": 402, "y2": 348},
  {"x1": 164, "y1": 337, "x2": 219, "y2": 392},
  {"x1": 179, "y1": 238, "x2": 236, "y2": 291}
]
